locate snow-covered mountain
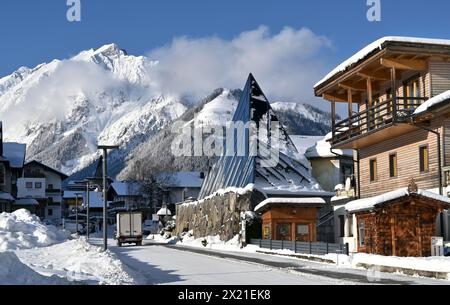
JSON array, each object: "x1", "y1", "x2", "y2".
[
  {"x1": 0, "y1": 44, "x2": 187, "y2": 174},
  {"x1": 0, "y1": 43, "x2": 333, "y2": 178}
]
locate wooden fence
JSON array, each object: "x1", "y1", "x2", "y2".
[{"x1": 250, "y1": 239, "x2": 349, "y2": 256}]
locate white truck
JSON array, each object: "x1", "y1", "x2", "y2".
[{"x1": 115, "y1": 212, "x2": 143, "y2": 247}]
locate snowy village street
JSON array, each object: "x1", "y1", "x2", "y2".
[{"x1": 89, "y1": 238, "x2": 450, "y2": 286}]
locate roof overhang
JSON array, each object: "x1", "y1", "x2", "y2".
[
  {"x1": 255, "y1": 197, "x2": 326, "y2": 213},
  {"x1": 315, "y1": 38, "x2": 450, "y2": 101}
]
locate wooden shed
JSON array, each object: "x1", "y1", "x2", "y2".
[
  {"x1": 346, "y1": 181, "x2": 450, "y2": 257},
  {"x1": 255, "y1": 197, "x2": 325, "y2": 242}
]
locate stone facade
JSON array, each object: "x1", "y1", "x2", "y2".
[{"x1": 176, "y1": 190, "x2": 266, "y2": 241}]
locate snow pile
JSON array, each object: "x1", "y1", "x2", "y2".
[
  {"x1": 0, "y1": 209, "x2": 70, "y2": 251},
  {"x1": 179, "y1": 232, "x2": 242, "y2": 251},
  {"x1": 149, "y1": 231, "x2": 243, "y2": 251},
  {"x1": 0, "y1": 251, "x2": 69, "y2": 285},
  {"x1": 350, "y1": 253, "x2": 450, "y2": 274},
  {"x1": 414, "y1": 90, "x2": 450, "y2": 115},
  {"x1": 16, "y1": 238, "x2": 136, "y2": 285}
]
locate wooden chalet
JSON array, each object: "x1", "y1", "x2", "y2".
[{"x1": 314, "y1": 37, "x2": 450, "y2": 255}]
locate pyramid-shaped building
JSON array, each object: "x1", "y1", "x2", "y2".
[{"x1": 199, "y1": 74, "x2": 329, "y2": 199}]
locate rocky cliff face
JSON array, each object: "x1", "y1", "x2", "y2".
[{"x1": 176, "y1": 190, "x2": 266, "y2": 241}]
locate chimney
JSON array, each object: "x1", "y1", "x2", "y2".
[{"x1": 0, "y1": 122, "x2": 3, "y2": 157}]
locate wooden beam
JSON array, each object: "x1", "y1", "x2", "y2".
[
  {"x1": 357, "y1": 70, "x2": 391, "y2": 81},
  {"x1": 323, "y1": 93, "x2": 361, "y2": 104},
  {"x1": 367, "y1": 78, "x2": 373, "y2": 108},
  {"x1": 380, "y1": 58, "x2": 427, "y2": 71},
  {"x1": 339, "y1": 81, "x2": 367, "y2": 92},
  {"x1": 348, "y1": 89, "x2": 353, "y2": 126}
]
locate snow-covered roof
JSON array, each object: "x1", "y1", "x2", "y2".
[
  {"x1": 255, "y1": 197, "x2": 325, "y2": 213},
  {"x1": 315, "y1": 36, "x2": 450, "y2": 89},
  {"x1": 110, "y1": 182, "x2": 143, "y2": 197},
  {"x1": 156, "y1": 172, "x2": 204, "y2": 188},
  {"x1": 0, "y1": 192, "x2": 14, "y2": 202},
  {"x1": 289, "y1": 135, "x2": 324, "y2": 155},
  {"x1": 414, "y1": 90, "x2": 450, "y2": 116},
  {"x1": 157, "y1": 207, "x2": 172, "y2": 216},
  {"x1": 3, "y1": 143, "x2": 26, "y2": 168},
  {"x1": 14, "y1": 198, "x2": 39, "y2": 206},
  {"x1": 304, "y1": 133, "x2": 353, "y2": 159},
  {"x1": 346, "y1": 188, "x2": 450, "y2": 213}
]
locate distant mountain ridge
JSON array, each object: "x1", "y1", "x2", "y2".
[{"x1": 0, "y1": 43, "x2": 333, "y2": 180}]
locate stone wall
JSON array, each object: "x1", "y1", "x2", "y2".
[{"x1": 176, "y1": 190, "x2": 266, "y2": 241}]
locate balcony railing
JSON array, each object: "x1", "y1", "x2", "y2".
[{"x1": 332, "y1": 96, "x2": 428, "y2": 146}]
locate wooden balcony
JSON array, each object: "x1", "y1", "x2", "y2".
[{"x1": 332, "y1": 96, "x2": 428, "y2": 149}]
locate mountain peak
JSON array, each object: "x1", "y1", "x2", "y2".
[{"x1": 94, "y1": 43, "x2": 124, "y2": 56}]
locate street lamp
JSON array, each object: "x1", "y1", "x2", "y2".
[
  {"x1": 84, "y1": 179, "x2": 102, "y2": 240},
  {"x1": 74, "y1": 192, "x2": 84, "y2": 235},
  {"x1": 97, "y1": 144, "x2": 119, "y2": 252}
]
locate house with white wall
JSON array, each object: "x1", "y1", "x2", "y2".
[{"x1": 17, "y1": 160, "x2": 68, "y2": 221}]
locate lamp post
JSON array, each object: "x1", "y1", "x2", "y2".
[
  {"x1": 74, "y1": 192, "x2": 84, "y2": 235},
  {"x1": 97, "y1": 144, "x2": 119, "y2": 252}
]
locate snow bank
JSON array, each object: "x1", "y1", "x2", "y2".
[
  {"x1": 0, "y1": 209, "x2": 70, "y2": 251},
  {"x1": 350, "y1": 253, "x2": 450, "y2": 274},
  {"x1": 149, "y1": 231, "x2": 244, "y2": 252},
  {"x1": 0, "y1": 251, "x2": 69, "y2": 285},
  {"x1": 16, "y1": 238, "x2": 136, "y2": 285},
  {"x1": 414, "y1": 89, "x2": 450, "y2": 115}
]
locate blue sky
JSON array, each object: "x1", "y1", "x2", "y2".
[{"x1": 1, "y1": 0, "x2": 450, "y2": 109}]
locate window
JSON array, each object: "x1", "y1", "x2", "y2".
[
  {"x1": 339, "y1": 215, "x2": 345, "y2": 238},
  {"x1": 404, "y1": 76, "x2": 422, "y2": 108},
  {"x1": 359, "y1": 222, "x2": 365, "y2": 247},
  {"x1": 369, "y1": 159, "x2": 378, "y2": 182},
  {"x1": 48, "y1": 184, "x2": 54, "y2": 190},
  {"x1": 419, "y1": 146, "x2": 429, "y2": 172},
  {"x1": 47, "y1": 209, "x2": 53, "y2": 217},
  {"x1": 297, "y1": 225, "x2": 309, "y2": 235},
  {"x1": 389, "y1": 153, "x2": 398, "y2": 178},
  {"x1": 35, "y1": 182, "x2": 42, "y2": 189},
  {"x1": 25, "y1": 182, "x2": 33, "y2": 189}
]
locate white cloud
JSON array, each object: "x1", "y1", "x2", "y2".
[{"x1": 147, "y1": 26, "x2": 333, "y2": 103}]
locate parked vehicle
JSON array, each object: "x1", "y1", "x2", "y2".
[{"x1": 115, "y1": 212, "x2": 143, "y2": 247}]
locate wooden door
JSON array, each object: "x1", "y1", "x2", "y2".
[{"x1": 395, "y1": 216, "x2": 420, "y2": 257}]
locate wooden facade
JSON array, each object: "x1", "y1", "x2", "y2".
[
  {"x1": 354, "y1": 193, "x2": 449, "y2": 257},
  {"x1": 261, "y1": 206, "x2": 319, "y2": 242},
  {"x1": 314, "y1": 39, "x2": 450, "y2": 199}
]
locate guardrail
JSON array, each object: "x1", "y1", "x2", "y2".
[{"x1": 250, "y1": 239, "x2": 349, "y2": 256}]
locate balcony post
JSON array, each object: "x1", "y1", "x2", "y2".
[
  {"x1": 331, "y1": 100, "x2": 336, "y2": 140},
  {"x1": 347, "y1": 89, "x2": 353, "y2": 138},
  {"x1": 391, "y1": 67, "x2": 397, "y2": 123},
  {"x1": 367, "y1": 78, "x2": 373, "y2": 130}
]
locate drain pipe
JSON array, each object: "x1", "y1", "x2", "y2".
[{"x1": 403, "y1": 119, "x2": 445, "y2": 238}]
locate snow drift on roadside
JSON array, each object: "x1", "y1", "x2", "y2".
[
  {"x1": 0, "y1": 209, "x2": 69, "y2": 251},
  {"x1": 0, "y1": 251, "x2": 69, "y2": 285},
  {"x1": 16, "y1": 238, "x2": 136, "y2": 285}
]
